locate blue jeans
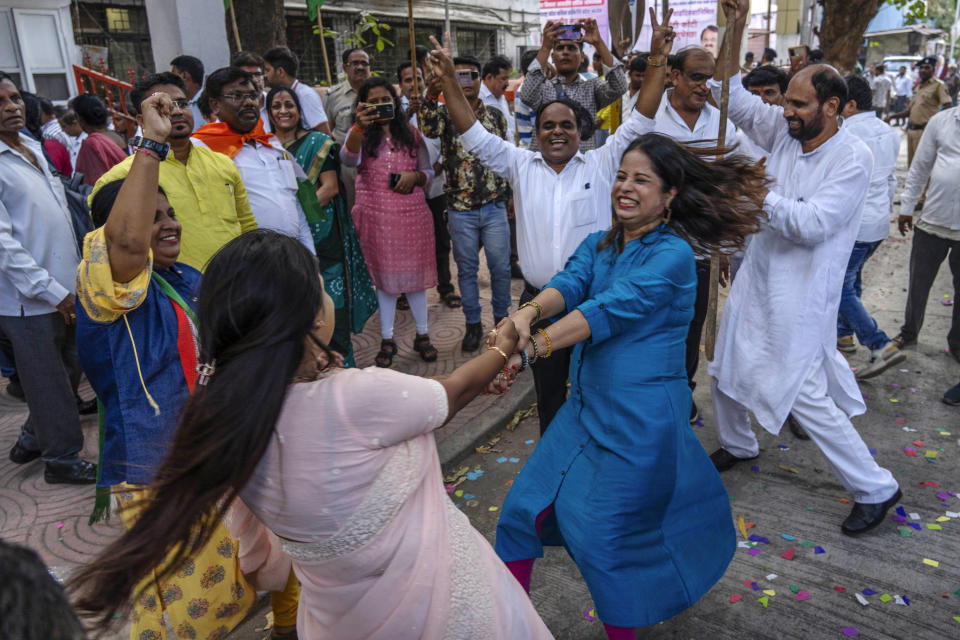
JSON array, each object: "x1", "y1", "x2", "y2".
[
  {"x1": 837, "y1": 240, "x2": 889, "y2": 351},
  {"x1": 448, "y1": 201, "x2": 512, "y2": 324}
]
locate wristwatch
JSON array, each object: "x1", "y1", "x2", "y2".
[
  {"x1": 647, "y1": 55, "x2": 667, "y2": 68},
  {"x1": 130, "y1": 136, "x2": 170, "y2": 161}
]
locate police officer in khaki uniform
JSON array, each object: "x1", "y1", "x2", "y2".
[{"x1": 887, "y1": 56, "x2": 953, "y2": 167}]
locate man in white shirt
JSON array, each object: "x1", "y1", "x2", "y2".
[
  {"x1": 231, "y1": 50, "x2": 270, "y2": 131},
  {"x1": 425, "y1": 33, "x2": 665, "y2": 433},
  {"x1": 653, "y1": 46, "x2": 739, "y2": 422},
  {"x1": 192, "y1": 67, "x2": 314, "y2": 254},
  {"x1": 479, "y1": 55, "x2": 516, "y2": 143},
  {"x1": 870, "y1": 64, "x2": 893, "y2": 118},
  {"x1": 708, "y1": 0, "x2": 901, "y2": 536},
  {"x1": 0, "y1": 72, "x2": 96, "y2": 484},
  {"x1": 837, "y1": 75, "x2": 904, "y2": 379},
  {"x1": 892, "y1": 66, "x2": 913, "y2": 125},
  {"x1": 894, "y1": 104, "x2": 960, "y2": 360},
  {"x1": 170, "y1": 55, "x2": 206, "y2": 132},
  {"x1": 622, "y1": 55, "x2": 647, "y2": 116},
  {"x1": 263, "y1": 47, "x2": 331, "y2": 136}
]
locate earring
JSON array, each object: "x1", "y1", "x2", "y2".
[{"x1": 663, "y1": 202, "x2": 672, "y2": 224}]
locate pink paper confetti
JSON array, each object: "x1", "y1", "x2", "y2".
[
  {"x1": 781, "y1": 548, "x2": 795, "y2": 560},
  {"x1": 730, "y1": 593, "x2": 743, "y2": 603},
  {"x1": 746, "y1": 547, "x2": 763, "y2": 556},
  {"x1": 842, "y1": 627, "x2": 859, "y2": 637},
  {"x1": 797, "y1": 590, "x2": 811, "y2": 601},
  {"x1": 904, "y1": 447, "x2": 918, "y2": 457}
]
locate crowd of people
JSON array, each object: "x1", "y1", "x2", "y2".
[{"x1": 2, "y1": 0, "x2": 960, "y2": 636}]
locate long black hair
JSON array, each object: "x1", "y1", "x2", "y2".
[
  {"x1": 355, "y1": 77, "x2": 418, "y2": 159},
  {"x1": 265, "y1": 85, "x2": 306, "y2": 133},
  {"x1": 69, "y1": 230, "x2": 331, "y2": 630},
  {"x1": 599, "y1": 134, "x2": 769, "y2": 253}
]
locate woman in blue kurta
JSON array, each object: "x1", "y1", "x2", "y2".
[
  {"x1": 493, "y1": 132, "x2": 771, "y2": 637},
  {"x1": 73, "y1": 93, "x2": 299, "y2": 640}
]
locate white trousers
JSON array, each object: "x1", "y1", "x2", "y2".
[{"x1": 711, "y1": 364, "x2": 899, "y2": 505}]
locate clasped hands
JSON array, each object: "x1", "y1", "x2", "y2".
[{"x1": 483, "y1": 307, "x2": 538, "y2": 395}]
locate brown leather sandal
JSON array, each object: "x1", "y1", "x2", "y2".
[
  {"x1": 375, "y1": 339, "x2": 397, "y2": 368},
  {"x1": 413, "y1": 334, "x2": 438, "y2": 362}
]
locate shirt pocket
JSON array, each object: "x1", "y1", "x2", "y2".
[
  {"x1": 278, "y1": 158, "x2": 299, "y2": 191},
  {"x1": 569, "y1": 190, "x2": 599, "y2": 228}
]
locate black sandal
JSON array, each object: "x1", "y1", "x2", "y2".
[
  {"x1": 413, "y1": 334, "x2": 438, "y2": 362},
  {"x1": 440, "y1": 292, "x2": 462, "y2": 309},
  {"x1": 375, "y1": 339, "x2": 398, "y2": 368}
]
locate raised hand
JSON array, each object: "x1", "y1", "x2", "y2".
[
  {"x1": 648, "y1": 6, "x2": 675, "y2": 57},
  {"x1": 721, "y1": 0, "x2": 750, "y2": 24},
  {"x1": 140, "y1": 92, "x2": 173, "y2": 142},
  {"x1": 541, "y1": 20, "x2": 564, "y2": 52},
  {"x1": 428, "y1": 34, "x2": 456, "y2": 81},
  {"x1": 354, "y1": 103, "x2": 378, "y2": 130},
  {"x1": 581, "y1": 18, "x2": 602, "y2": 46}
]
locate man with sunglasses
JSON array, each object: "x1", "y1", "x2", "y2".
[
  {"x1": 652, "y1": 46, "x2": 740, "y2": 423},
  {"x1": 89, "y1": 72, "x2": 258, "y2": 271},
  {"x1": 520, "y1": 18, "x2": 627, "y2": 151},
  {"x1": 192, "y1": 67, "x2": 314, "y2": 254}
]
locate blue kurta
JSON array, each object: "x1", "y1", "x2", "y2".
[
  {"x1": 495, "y1": 226, "x2": 736, "y2": 627},
  {"x1": 77, "y1": 264, "x2": 201, "y2": 487}
]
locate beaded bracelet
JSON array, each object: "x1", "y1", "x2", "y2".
[
  {"x1": 518, "y1": 348, "x2": 529, "y2": 372},
  {"x1": 530, "y1": 335, "x2": 540, "y2": 362},
  {"x1": 536, "y1": 328, "x2": 553, "y2": 359},
  {"x1": 351, "y1": 123, "x2": 366, "y2": 135}
]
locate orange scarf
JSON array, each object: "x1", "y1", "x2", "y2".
[{"x1": 191, "y1": 118, "x2": 274, "y2": 158}]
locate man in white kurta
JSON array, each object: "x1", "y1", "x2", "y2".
[{"x1": 705, "y1": 16, "x2": 900, "y2": 536}]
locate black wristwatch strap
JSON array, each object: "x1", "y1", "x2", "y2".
[{"x1": 130, "y1": 136, "x2": 170, "y2": 161}]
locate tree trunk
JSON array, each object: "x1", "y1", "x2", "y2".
[
  {"x1": 226, "y1": 0, "x2": 287, "y2": 55},
  {"x1": 818, "y1": 0, "x2": 884, "y2": 73}
]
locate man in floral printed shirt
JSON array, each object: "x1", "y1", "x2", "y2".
[{"x1": 420, "y1": 54, "x2": 512, "y2": 352}]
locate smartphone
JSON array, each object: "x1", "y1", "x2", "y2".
[
  {"x1": 557, "y1": 24, "x2": 582, "y2": 41},
  {"x1": 455, "y1": 69, "x2": 478, "y2": 86},
  {"x1": 389, "y1": 172, "x2": 401, "y2": 189},
  {"x1": 367, "y1": 102, "x2": 395, "y2": 120}
]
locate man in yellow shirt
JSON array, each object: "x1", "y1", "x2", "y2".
[{"x1": 90, "y1": 72, "x2": 257, "y2": 271}]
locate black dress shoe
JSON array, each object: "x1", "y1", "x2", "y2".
[
  {"x1": 841, "y1": 488, "x2": 903, "y2": 536},
  {"x1": 6, "y1": 376, "x2": 25, "y2": 400},
  {"x1": 76, "y1": 396, "x2": 98, "y2": 415},
  {"x1": 943, "y1": 381, "x2": 960, "y2": 406},
  {"x1": 44, "y1": 459, "x2": 97, "y2": 485},
  {"x1": 786, "y1": 414, "x2": 809, "y2": 440},
  {"x1": 710, "y1": 448, "x2": 758, "y2": 472},
  {"x1": 461, "y1": 322, "x2": 483, "y2": 352},
  {"x1": 9, "y1": 441, "x2": 41, "y2": 464}
]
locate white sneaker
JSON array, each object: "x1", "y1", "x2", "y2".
[
  {"x1": 856, "y1": 342, "x2": 906, "y2": 380},
  {"x1": 837, "y1": 335, "x2": 857, "y2": 353}
]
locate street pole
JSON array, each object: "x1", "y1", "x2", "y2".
[
  {"x1": 408, "y1": 0, "x2": 419, "y2": 96},
  {"x1": 444, "y1": 0, "x2": 452, "y2": 54},
  {"x1": 765, "y1": 0, "x2": 773, "y2": 49}
]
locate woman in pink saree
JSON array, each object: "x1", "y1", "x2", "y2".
[{"x1": 69, "y1": 226, "x2": 551, "y2": 639}]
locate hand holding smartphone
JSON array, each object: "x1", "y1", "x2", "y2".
[
  {"x1": 365, "y1": 102, "x2": 395, "y2": 121},
  {"x1": 557, "y1": 24, "x2": 582, "y2": 41}
]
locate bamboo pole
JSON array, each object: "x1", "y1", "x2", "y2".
[
  {"x1": 408, "y1": 0, "x2": 419, "y2": 96},
  {"x1": 316, "y1": 10, "x2": 333, "y2": 86},
  {"x1": 228, "y1": 1, "x2": 242, "y2": 52},
  {"x1": 704, "y1": 14, "x2": 735, "y2": 362}
]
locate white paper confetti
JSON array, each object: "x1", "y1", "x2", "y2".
[
  {"x1": 855, "y1": 593, "x2": 869, "y2": 606},
  {"x1": 766, "y1": 573, "x2": 778, "y2": 581},
  {"x1": 909, "y1": 513, "x2": 920, "y2": 520}
]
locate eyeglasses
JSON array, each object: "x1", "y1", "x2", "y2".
[
  {"x1": 220, "y1": 92, "x2": 260, "y2": 104},
  {"x1": 249, "y1": 71, "x2": 265, "y2": 77},
  {"x1": 347, "y1": 60, "x2": 371, "y2": 68}
]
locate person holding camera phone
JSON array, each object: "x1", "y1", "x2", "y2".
[
  {"x1": 340, "y1": 78, "x2": 439, "y2": 367},
  {"x1": 520, "y1": 17, "x2": 627, "y2": 151},
  {"x1": 419, "y1": 55, "x2": 512, "y2": 354}
]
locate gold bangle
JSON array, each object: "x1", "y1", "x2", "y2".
[
  {"x1": 486, "y1": 345, "x2": 509, "y2": 364},
  {"x1": 520, "y1": 300, "x2": 543, "y2": 322},
  {"x1": 647, "y1": 55, "x2": 667, "y2": 68},
  {"x1": 536, "y1": 328, "x2": 553, "y2": 359}
]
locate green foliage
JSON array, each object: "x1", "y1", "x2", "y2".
[
  {"x1": 347, "y1": 11, "x2": 394, "y2": 52},
  {"x1": 888, "y1": 0, "x2": 927, "y2": 21}
]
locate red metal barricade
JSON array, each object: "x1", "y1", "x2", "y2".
[{"x1": 72, "y1": 54, "x2": 139, "y2": 139}]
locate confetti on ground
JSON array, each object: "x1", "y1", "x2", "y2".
[
  {"x1": 800, "y1": 540, "x2": 815, "y2": 548},
  {"x1": 455, "y1": 489, "x2": 464, "y2": 497},
  {"x1": 862, "y1": 588, "x2": 878, "y2": 596},
  {"x1": 765, "y1": 573, "x2": 778, "y2": 581},
  {"x1": 746, "y1": 548, "x2": 763, "y2": 556},
  {"x1": 730, "y1": 593, "x2": 743, "y2": 603},
  {"x1": 909, "y1": 512, "x2": 921, "y2": 519},
  {"x1": 926, "y1": 523, "x2": 942, "y2": 531},
  {"x1": 937, "y1": 492, "x2": 951, "y2": 500},
  {"x1": 758, "y1": 596, "x2": 769, "y2": 608},
  {"x1": 777, "y1": 445, "x2": 790, "y2": 450},
  {"x1": 488, "y1": 506, "x2": 499, "y2": 512},
  {"x1": 465, "y1": 469, "x2": 484, "y2": 481},
  {"x1": 937, "y1": 516, "x2": 951, "y2": 522},
  {"x1": 762, "y1": 589, "x2": 776, "y2": 597},
  {"x1": 737, "y1": 515, "x2": 749, "y2": 540},
  {"x1": 855, "y1": 593, "x2": 869, "y2": 606},
  {"x1": 834, "y1": 586, "x2": 847, "y2": 593},
  {"x1": 749, "y1": 535, "x2": 769, "y2": 544},
  {"x1": 895, "y1": 595, "x2": 910, "y2": 606},
  {"x1": 797, "y1": 590, "x2": 810, "y2": 601},
  {"x1": 508, "y1": 457, "x2": 520, "y2": 463},
  {"x1": 778, "y1": 464, "x2": 799, "y2": 474},
  {"x1": 923, "y1": 558, "x2": 940, "y2": 568},
  {"x1": 815, "y1": 546, "x2": 825, "y2": 554},
  {"x1": 889, "y1": 398, "x2": 899, "y2": 403},
  {"x1": 781, "y1": 548, "x2": 795, "y2": 560},
  {"x1": 463, "y1": 493, "x2": 475, "y2": 499},
  {"x1": 912, "y1": 440, "x2": 925, "y2": 447},
  {"x1": 868, "y1": 449, "x2": 877, "y2": 455},
  {"x1": 898, "y1": 528, "x2": 912, "y2": 537},
  {"x1": 842, "y1": 627, "x2": 859, "y2": 637},
  {"x1": 524, "y1": 440, "x2": 535, "y2": 445},
  {"x1": 496, "y1": 457, "x2": 508, "y2": 463},
  {"x1": 908, "y1": 522, "x2": 922, "y2": 530},
  {"x1": 789, "y1": 584, "x2": 800, "y2": 593},
  {"x1": 750, "y1": 465, "x2": 760, "y2": 472},
  {"x1": 904, "y1": 447, "x2": 918, "y2": 457},
  {"x1": 879, "y1": 594, "x2": 892, "y2": 603},
  {"x1": 584, "y1": 608, "x2": 596, "y2": 621},
  {"x1": 445, "y1": 484, "x2": 455, "y2": 493},
  {"x1": 781, "y1": 533, "x2": 795, "y2": 541}
]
